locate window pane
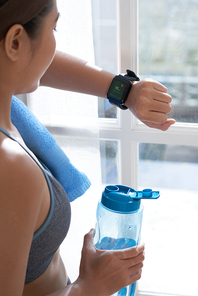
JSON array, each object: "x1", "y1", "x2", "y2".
[
  {"x1": 100, "y1": 140, "x2": 119, "y2": 184},
  {"x1": 138, "y1": 143, "x2": 198, "y2": 295},
  {"x1": 139, "y1": 0, "x2": 198, "y2": 123},
  {"x1": 139, "y1": 143, "x2": 198, "y2": 191},
  {"x1": 91, "y1": 0, "x2": 117, "y2": 119}
]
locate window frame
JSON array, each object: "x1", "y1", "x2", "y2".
[
  {"x1": 99, "y1": 1, "x2": 198, "y2": 295},
  {"x1": 98, "y1": 0, "x2": 198, "y2": 187}
]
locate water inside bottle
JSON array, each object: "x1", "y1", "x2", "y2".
[
  {"x1": 95, "y1": 237, "x2": 136, "y2": 250},
  {"x1": 95, "y1": 237, "x2": 137, "y2": 296}
]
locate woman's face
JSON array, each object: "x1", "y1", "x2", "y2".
[{"x1": 17, "y1": 0, "x2": 59, "y2": 94}]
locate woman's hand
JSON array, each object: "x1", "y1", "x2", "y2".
[
  {"x1": 125, "y1": 79, "x2": 176, "y2": 131},
  {"x1": 76, "y1": 229, "x2": 145, "y2": 296}
]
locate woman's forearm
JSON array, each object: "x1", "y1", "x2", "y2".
[
  {"x1": 46, "y1": 278, "x2": 100, "y2": 296},
  {"x1": 41, "y1": 50, "x2": 114, "y2": 98},
  {"x1": 45, "y1": 280, "x2": 80, "y2": 296}
]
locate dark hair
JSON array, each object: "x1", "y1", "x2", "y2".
[
  {"x1": 23, "y1": 0, "x2": 53, "y2": 39},
  {"x1": 0, "y1": 0, "x2": 53, "y2": 40},
  {"x1": 0, "y1": 0, "x2": 7, "y2": 6}
]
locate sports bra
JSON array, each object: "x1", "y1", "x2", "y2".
[{"x1": 0, "y1": 127, "x2": 71, "y2": 284}]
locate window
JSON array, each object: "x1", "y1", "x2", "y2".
[
  {"x1": 138, "y1": 1, "x2": 198, "y2": 295},
  {"x1": 92, "y1": 0, "x2": 198, "y2": 296}
]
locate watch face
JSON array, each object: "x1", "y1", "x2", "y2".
[{"x1": 108, "y1": 79, "x2": 128, "y2": 101}]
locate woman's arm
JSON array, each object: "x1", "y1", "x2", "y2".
[
  {"x1": 0, "y1": 140, "x2": 46, "y2": 296},
  {"x1": 41, "y1": 50, "x2": 175, "y2": 131},
  {"x1": 41, "y1": 50, "x2": 113, "y2": 98}
]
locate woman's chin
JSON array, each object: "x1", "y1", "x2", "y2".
[{"x1": 16, "y1": 81, "x2": 40, "y2": 95}]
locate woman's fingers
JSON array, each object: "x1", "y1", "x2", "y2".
[
  {"x1": 142, "y1": 118, "x2": 176, "y2": 131},
  {"x1": 116, "y1": 243, "x2": 145, "y2": 260},
  {"x1": 129, "y1": 268, "x2": 143, "y2": 282},
  {"x1": 124, "y1": 251, "x2": 145, "y2": 269},
  {"x1": 147, "y1": 79, "x2": 168, "y2": 93}
]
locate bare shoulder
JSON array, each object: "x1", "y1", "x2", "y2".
[
  {"x1": 0, "y1": 135, "x2": 45, "y2": 295},
  {"x1": 0, "y1": 135, "x2": 45, "y2": 201}
]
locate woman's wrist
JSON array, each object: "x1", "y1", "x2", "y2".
[{"x1": 69, "y1": 278, "x2": 98, "y2": 296}]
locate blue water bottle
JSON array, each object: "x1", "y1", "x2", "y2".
[{"x1": 94, "y1": 185, "x2": 160, "y2": 296}]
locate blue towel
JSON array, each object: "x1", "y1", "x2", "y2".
[{"x1": 11, "y1": 96, "x2": 91, "y2": 202}]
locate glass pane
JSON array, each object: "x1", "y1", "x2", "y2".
[
  {"x1": 91, "y1": 0, "x2": 117, "y2": 118},
  {"x1": 138, "y1": 143, "x2": 198, "y2": 295},
  {"x1": 139, "y1": 143, "x2": 198, "y2": 190},
  {"x1": 139, "y1": 0, "x2": 198, "y2": 123},
  {"x1": 100, "y1": 140, "x2": 119, "y2": 184}
]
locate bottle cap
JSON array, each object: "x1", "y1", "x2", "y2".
[{"x1": 101, "y1": 185, "x2": 160, "y2": 213}]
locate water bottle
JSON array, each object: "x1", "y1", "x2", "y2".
[{"x1": 94, "y1": 185, "x2": 160, "y2": 296}]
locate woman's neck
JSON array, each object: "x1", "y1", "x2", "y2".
[{"x1": 0, "y1": 87, "x2": 14, "y2": 131}]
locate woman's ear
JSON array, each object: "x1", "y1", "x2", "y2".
[{"x1": 4, "y1": 24, "x2": 25, "y2": 61}]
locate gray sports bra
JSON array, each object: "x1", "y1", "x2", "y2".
[{"x1": 0, "y1": 127, "x2": 71, "y2": 284}]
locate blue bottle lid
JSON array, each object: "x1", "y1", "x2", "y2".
[{"x1": 101, "y1": 185, "x2": 160, "y2": 213}]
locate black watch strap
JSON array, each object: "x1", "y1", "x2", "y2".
[
  {"x1": 124, "y1": 69, "x2": 140, "y2": 82},
  {"x1": 121, "y1": 70, "x2": 140, "y2": 109}
]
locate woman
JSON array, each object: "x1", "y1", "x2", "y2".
[{"x1": 0, "y1": 0, "x2": 173, "y2": 295}]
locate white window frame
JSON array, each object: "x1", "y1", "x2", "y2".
[
  {"x1": 99, "y1": 1, "x2": 198, "y2": 296},
  {"x1": 99, "y1": 0, "x2": 198, "y2": 186},
  {"x1": 99, "y1": 0, "x2": 140, "y2": 188}
]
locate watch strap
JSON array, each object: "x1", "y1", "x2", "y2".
[{"x1": 124, "y1": 69, "x2": 140, "y2": 81}]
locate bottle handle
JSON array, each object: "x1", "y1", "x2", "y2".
[{"x1": 131, "y1": 188, "x2": 160, "y2": 200}]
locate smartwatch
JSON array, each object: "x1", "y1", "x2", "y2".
[{"x1": 107, "y1": 69, "x2": 140, "y2": 110}]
